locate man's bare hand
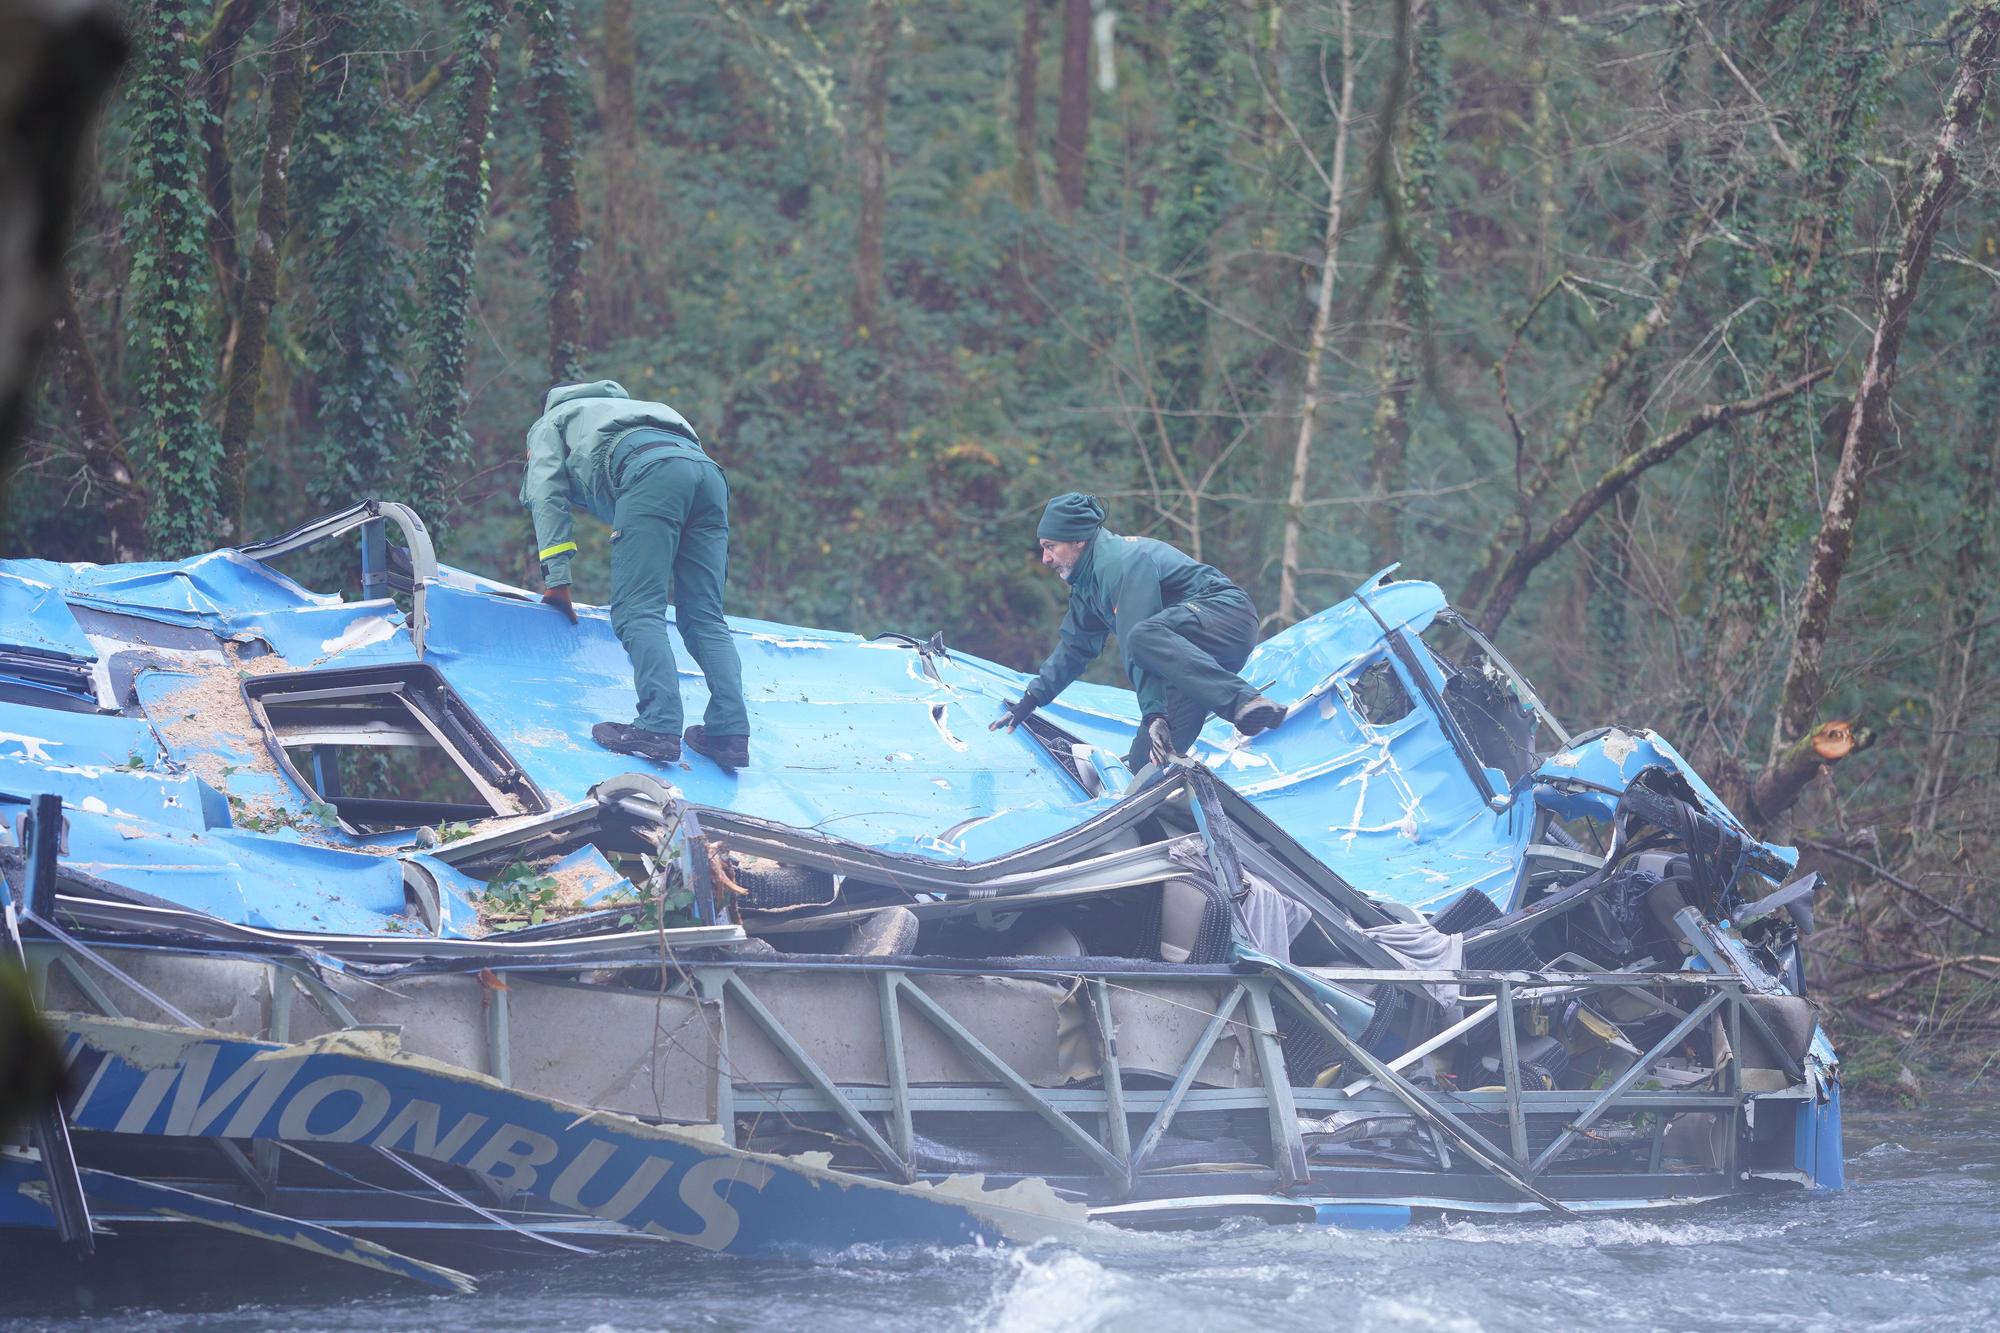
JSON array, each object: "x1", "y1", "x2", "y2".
[{"x1": 542, "y1": 585, "x2": 578, "y2": 625}]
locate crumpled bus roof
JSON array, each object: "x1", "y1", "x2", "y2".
[{"x1": 0, "y1": 519, "x2": 1775, "y2": 936}]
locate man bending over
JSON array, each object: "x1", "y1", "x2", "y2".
[
  {"x1": 991, "y1": 492, "x2": 1284, "y2": 770},
  {"x1": 521, "y1": 379, "x2": 750, "y2": 769}
]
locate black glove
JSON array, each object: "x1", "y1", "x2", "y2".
[
  {"x1": 1124, "y1": 713, "x2": 1174, "y2": 772},
  {"x1": 989, "y1": 696, "x2": 1037, "y2": 732}
]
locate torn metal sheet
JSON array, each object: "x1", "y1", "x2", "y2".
[{"x1": 0, "y1": 1150, "x2": 475, "y2": 1291}]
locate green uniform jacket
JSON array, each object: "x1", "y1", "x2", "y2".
[
  {"x1": 1022, "y1": 530, "x2": 1239, "y2": 718},
  {"x1": 519, "y1": 380, "x2": 705, "y2": 588}
]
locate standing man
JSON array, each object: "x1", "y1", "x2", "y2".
[
  {"x1": 521, "y1": 379, "x2": 751, "y2": 769},
  {"x1": 991, "y1": 492, "x2": 1286, "y2": 770}
]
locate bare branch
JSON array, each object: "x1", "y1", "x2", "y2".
[{"x1": 1475, "y1": 367, "x2": 1834, "y2": 634}]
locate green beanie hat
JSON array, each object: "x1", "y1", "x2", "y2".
[{"x1": 1037, "y1": 492, "x2": 1105, "y2": 542}]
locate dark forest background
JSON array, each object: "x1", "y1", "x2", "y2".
[{"x1": 6, "y1": 0, "x2": 1999, "y2": 1089}]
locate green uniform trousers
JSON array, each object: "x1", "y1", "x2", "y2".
[
  {"x1": 1123, "y1": 588, "x2": 1259, "y2": 753},
  {"x1": 609, "y1": 452, "x2": 750, "y2": 738}
]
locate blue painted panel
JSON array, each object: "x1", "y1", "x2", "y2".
[
  {"x1": 1536, "y1": 729, "x2": 1797, "y2": 877},
  {"x1": 422, "y1": 582, "x2": 1105, "y2": 855},
  {"x1": 1794, "y1": 1084, "x2": 1845, "y2": 1191},
  {"x1": 52, "y1": 803, "x2": 407, "y2": 932},
  {"x1": 63, "y1": 551, "x2": 330, "y2": 623},
  {"x1": 0, "y1": 570, "x2": 95, "y2": 661},
  {"x1": 61, "y1": 1020, "x2": 1022, "y2": 1256},
  {"x1": 0, "y1": 709, "x2": 162, "y2": 774},
  {"x1": 1313, "y1": 1202, "x2": 1412, "y2": 1230}
]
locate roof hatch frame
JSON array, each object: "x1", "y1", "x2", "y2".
[{"x1": 242, "y1": 662, "x2": 549, "y2": 835}]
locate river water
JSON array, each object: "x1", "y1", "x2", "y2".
[{"x1": 4, "y1": 1097, "x2": 1995, "y2": 1332}]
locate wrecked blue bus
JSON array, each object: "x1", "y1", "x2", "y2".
[{"x1": 0, "y1": 502, "x2": 1841, "y2": 1289}]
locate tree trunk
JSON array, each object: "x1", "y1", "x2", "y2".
[
  {"x1": 199, "y1": 0, "x2": 265, "y2": 342},
  {"x1": 409, "y1": 0, "x2": 505, "y2": 528},
  {"x1": 1053, "y1": 0, "x2": 1089, "y2": 213},
  {"x1": 1012, "y1": 0, "x2": 1042, "y2": 207},
  {"x1": 1698, "y1": 0, "x2": 1881, "y2": 744},
  {"x1": 1365, "y1": 0, "x2": 1441, "y2": 565},
  {"x1": 529, "y1": 0, "x2": 585, "y2": 383},
  {"x1": 1750, "y1": 720, "x2": 1870, "y2": 824},
  {"x1": 131, "y1": 0, "x2": 224, "y2": 558},
  {"x1": 593, "y1": 0, "x2": 642, "y2": 344},
  {"x1": 850, "y1": 0, "x2": 896, "y2": 333},
  {"x1": 1527, "y1": 0, "x2": 1556, "y2": 286},
  {"x1": 1274, "y1": 0, "x2": 1353, "y2": 627},
  {"x1": 1142, "y1": 0, "x2": 1233, "y2": 557},
  {"x1": 218, "y1": 0, "x2": 308, "y2": 537},
  {"x1": 1759, "y1": 1, "x2": 2000, "y2": 813}
]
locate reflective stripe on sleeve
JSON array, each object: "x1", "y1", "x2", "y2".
[{"x1": 538, "y1": 541, "x2": 578, "y2": 560}]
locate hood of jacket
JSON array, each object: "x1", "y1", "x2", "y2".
[{"x1": 543, "y1": 379, "x2": 630, "y2": 413}]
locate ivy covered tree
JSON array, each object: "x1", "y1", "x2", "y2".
[
  {"x1": 293, "y1": 0, "x2": 419, "y2": 511},
  {"x1": 128, "y1": 0, "x2": 224, "y2": 555},
  {"x1": 1364, "y1": 0, "x2": 1443, "y2": 565},
  {"x1": 527, "y1": 0, "x2": 585, "y2": 385},
  {"x1": 408, "y1": 0, "x2": 506, "y2": 528},
  {"x1": 216, "y1": 0, "x2": 309, "y2": 531}
]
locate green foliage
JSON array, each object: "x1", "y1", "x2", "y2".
[
  {"x1": 431, "y1": 820, "x2": 476, "y2": 845},
  {"x1": 477, "y1": 860, "x2": 562, "y2": 928},
  {"x1": 0, "y1": 964, "x2": 65, "y2": 1139},
  {"x1": 295, "y1": 0, "x2": 420, "y2": 511},
  {"x1": 227, "y1": 794, "x2": 321, "y2": 835},
  {"x1": 126, "y1": 0, "x2": 223, "y2": 556},
  {"x1": 601, "y1": 876, "x2": 697, "y2": 931},
  {"x1": 1694, "y1": 0, "x2": 1890, "y2": 747}
]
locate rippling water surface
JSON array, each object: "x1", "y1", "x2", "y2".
[{"x1": 5, "y1": 1098, "x2": 1995, "y2": 1332}]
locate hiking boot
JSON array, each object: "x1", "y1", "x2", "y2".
[
  {"x1": 684, "y1": 725, "x2": 750, "y2": 770},
  {"x1": 1231, "y1": 694, "x2": 1287, "y2": 736},
  {"x1": 591, "y1": 721, "x2": 681, "y2": 762}
]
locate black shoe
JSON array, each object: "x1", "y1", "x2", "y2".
[
  {"x1": 684, "y1": 725, "x2": 749, "y2": 770},
  {"x1": 592, "y1": 721, "x2": 681, "y2": 762},
  {"x1": 1232, "y1": 694, "x2": 1287, "y2": 736}
]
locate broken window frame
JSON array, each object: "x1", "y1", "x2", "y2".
[
  {"x1": 1431, "y1": 609, "x2": 1570, "y2": 747},
  {"x1": 242, "y1": 663, "x2": 549, "y2": 836},
  {"x1": 0, "y1": 649, "x2": 97, "y2": 713},
  {"x1": 235, "y1": 500, "x2": 437, "y2": 656},
  {"x1": 1343, "y1": 654, "x2": 1418, "y2": 729}
]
